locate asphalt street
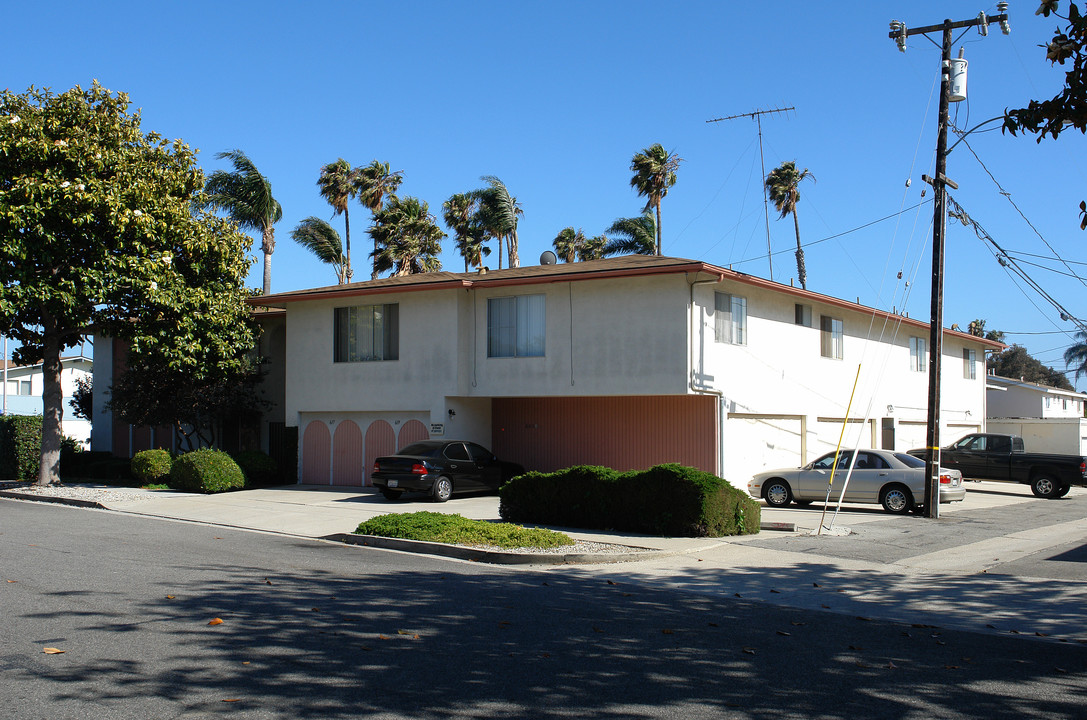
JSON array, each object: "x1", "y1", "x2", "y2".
[{"x1": 2, "y1": 499, "x2": 1086, "y2": 719}]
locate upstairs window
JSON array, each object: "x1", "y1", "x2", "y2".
[
  {"x1": 488, "y1": 294, "x2": 545, "y2": 358},
  {"x1": 820, "y1": 316, "x2": 843, "y2": 359},
  {"x1": 334, "y1": 304, "x2": 399, "y2": 362},
  {"x1": 910, "y1": 337, "x2": 927, "y2": 372},
  {"x1": 963, "y1": 348, "x2": 976, "y2": 379},
  {"x1": 794, "y1": 303, "x2": 812, "y2": 327},
  {"x1": 715, "y1": 292, "x2": 747, "y2": 345}
]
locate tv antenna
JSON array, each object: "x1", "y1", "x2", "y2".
[{"x1": 707, "y1": 106, "x2": 795, "y2": 281}]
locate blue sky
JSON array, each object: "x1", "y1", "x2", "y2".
[{"x1": 6, "y1": 2, "x2": 1087, "y2": 387}]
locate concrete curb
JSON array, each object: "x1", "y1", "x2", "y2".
[
  {"x1": 326, "y1": 532, "x2": 682, "y2": 565},
  {"x1": 0, "y1": 490, "x2": 107, "y2": 510}
]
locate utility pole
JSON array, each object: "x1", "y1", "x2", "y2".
[
  {"x1": 707, "y1": 106, "x2": 795, "y2": 282},
  {"x1": 889, "y1": 4, "x2": 1009, "y2": 518}
]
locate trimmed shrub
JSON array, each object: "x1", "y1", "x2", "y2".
[
  {"x1": 131, "y1": 449, "x2": 173, "y2": 486},
  {"x1": 499, "y1": 463, "x2": 760, "y2": 537},
  {"x1": 355, "y1": 511, "x2": 574, "y2": 549},
  {"x1": 232, "y1": 450, "x2": 282, "y2": 487},
  {"x1": 170, "y1": 448, "x2": 245, "y2": 494},
  {"x1": 0, "y1": 415, "x2": 42, "y2": 481}
]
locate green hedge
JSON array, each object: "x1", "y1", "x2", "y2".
[
  {"x1": 131, "y1": 449, "x2": 173, "y2": 485},
  {"x1": 170, "y1": 448, "x2": 245, "y2": 494},
  {"x1": 499, "y1": 463, "x2": 760, "y2": 537},
  {"x1": 231, "y1": 450, "x2": 282, "y2": 487},
  {"x1": 0, "y1": 415, "x2": 42, "y2": 481}
]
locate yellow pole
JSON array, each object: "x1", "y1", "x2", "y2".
[{"x1": 818, "y1": 363, "x2": 862, "y2": 535}]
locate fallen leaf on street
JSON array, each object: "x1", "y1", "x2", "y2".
[
  {"x1": 776, "y1": 631, "x2": 791, "y2": 636},
  {"x1": 42, "y1": 648, "x2": 65, "y2": 654},
  {"x1": 742, "y1": 647, "x2": 756, "y2": 655},
  {"x1": 208, "y1": 618, "x2": 224, "y2": 626}
]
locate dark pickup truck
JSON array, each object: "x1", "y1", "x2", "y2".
[{"x1": 908, "y1": 433, "x2": 1087, "y2": 499}]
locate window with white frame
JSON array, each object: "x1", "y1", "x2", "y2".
[
  {"x1": 794, "y1": 303, "x2": 812, "y2": 327},
  {"x1": 7, "y1": 380, "x2": 31, "y2": 396},
  {"x1": 715, "y1": 292, "x2": 747, "y2": 345},
  {"x1": 820, "y1": 316, "x2": 843, "y2": 359},
  {"x1": 488, "y1": 294, "x2": 545, "y2": 358},
  {"x1": 334, "y1": 304, "x2": 399, "y2": 362},
  {"x1": 910, "y1": 337, "x2": 927, "y2": 372},
  {"x1": 963, "y1": 348, "x2": 976, "y2": 379}
]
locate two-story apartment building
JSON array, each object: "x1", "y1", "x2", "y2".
[
  {"x1": 3, "y1": 354, "x2": 93, "y2": 447},
  {"x1": 255, "y1": 255, "x2": 1000, "y2": 488},
  {"x1": 986, "y1": 374, "x2": 1087, "y2": 454}
]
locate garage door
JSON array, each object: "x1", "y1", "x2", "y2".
[
  {"x1": 722, "y1": 415, "x2": 803, "y2": 485},
  {"x1": 492, "y1": 395, "x2": 716, "y2": 474}
]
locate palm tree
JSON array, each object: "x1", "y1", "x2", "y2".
[
  {"x1": 603, "y1": 212, "x2": 656, "y2": 257},
  {"x1": 290, "y1": 216, "x2": 347, "y2": 284},
  {"x1": 369, "y1": 196, "x2": 445, "y2": 276},
  {"x1": 552, "y1": 227, "x2": 580, "y2": 263},
  {"x1": 202, "y1": 149, "x2": 282, "y2": 295},
  {"x1": 443, "y1": 192, "x2": 489, "y2": 271},
  {"x1": 317, "y1": 159, "x2": 359, "y2": 281},
  {"x1": 577, "y1": 234, "x2": 607, "y2": 262},
  {"x1": 356, "y1": 160, "x2": 404, "y2": 279},
  {"x1": 629, "y1": 143, "x2": 682, "y2": 256},
  {"x1": 765, "y1": 160, "x2": 815, "y2": 290},
  {"x1": 472, "y1": 176, "x2": 523, "y2": 268},
  {"x1": 1065, "y1": 331, "x2": 1087, "y2": 381}
]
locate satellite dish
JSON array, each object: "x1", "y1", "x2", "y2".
[{"x1": 540, "y1": 251, "x2": 557, "y2": 265}]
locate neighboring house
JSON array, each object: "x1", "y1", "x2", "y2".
[
  {"x1": 986, "y1": 374, "x2": 1087, "y2": 454},
  {"x1": 2, "y1": 355, "x2": 93, "y2": 447},
  {"x1": 91, "y1": 314, "x2": 289, "y2": 464},
  {"x1": 253, "y1": 255, "x2": 1000, "y2": 488}
]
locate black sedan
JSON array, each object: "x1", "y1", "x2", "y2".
[{"x1": 371, "y1": 440, "x2": 525, "y2": 502}]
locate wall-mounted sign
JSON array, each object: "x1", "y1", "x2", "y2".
[{"x1": 430, "y1": 423, "x2": 444, "y2": 436}]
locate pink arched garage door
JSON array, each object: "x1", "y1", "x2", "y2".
[
  {"x1": 398, "y1": 420, "x2": 429, "y2": 449},
  {"x1": 364, "y1": 421, "x2": 396, "y2": 487},
  {"x1": 301, "y1": 420, "x2": 331, "y2": 485},
  {"x1": 332, "y1": 420, "x2": 364, "y2": 486}
]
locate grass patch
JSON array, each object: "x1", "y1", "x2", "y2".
[
  {"x1": 355, "y1": 512, "x2": 574, "y2": 549},
  {"x1": 141, "y1": 483, "x2": 171, "y2": 490}
]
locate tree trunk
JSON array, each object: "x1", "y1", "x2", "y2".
[
  {"x1": 655, "y1": 203, "x2": 663, "y2": 255},
  {"x1": 37, "y1": 318, "x2": 63, "y2": 486},
  {"x1": 261, "y1": 226, "x2": 275, "y2": 295},
  {"x1": 497, "y1": 234, "x2": 503, "y2": 270},
  {"x1": 792, "y1": 210, "x2": 807, "y2": 290},
  {"x1": 508, "y1": 230, "x2": 520, "y2": 268}
]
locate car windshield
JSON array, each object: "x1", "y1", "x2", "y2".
[
  {"x1": 894, "y1": 453, "x2": 926, "y2": 468},
  {"x1": 398, "y1": 442, "x2": 442, "y2": 458}
]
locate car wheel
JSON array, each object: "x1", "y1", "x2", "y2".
[
  {"x1": 1031, "y1": 474, "x2": 1061, "y2": 499},
  {"x1": 880, "y1": 484, "x2": 914, "y2": 514},
  {"x1": 763, "y1": 479, "x2": 793, "y2": 508},
  {"x1": 432, "y1": 476, "x2": 453, "y2": 503},
  {"x1": 1057, "y1": 484, "x2": 1072, "y2": 498},
  {"x1": 380, "y1": 488, "x2": 403, "y2": 501}
]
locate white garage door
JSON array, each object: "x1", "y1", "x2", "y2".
[{"x1": 723, "y1": 415, "x2": 803, "y2": 486}]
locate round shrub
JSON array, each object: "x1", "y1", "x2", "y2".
[
  {"x1": 170, "y1": 448, "x2": 245, "y2": 494},
  {"x1": 131, "y1": 449, "x2": 173, "y2": 485},
  {"x1": 231, "y1": 450, "x2": 281, "y2": 487}
]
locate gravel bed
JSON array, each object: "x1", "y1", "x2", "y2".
[{"x1": 0, "y1": 482, "x2": 169, "y2": 505}]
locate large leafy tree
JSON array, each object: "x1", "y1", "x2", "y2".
[
  {"x1": 552, "y1": 227, "x2": 582, "y2": 263},
  {"x1": 629, "y1": 143, "x2": 682, "y2": 255},
  {"x1": 765, "y1": 160, "x2": 815, "y2": 290},
  {"x1": 603, "y1": 212, "x2": 656, "y2": 256},
  {"x1": 0, "y1": 82, "x2": 257, "y2": 484},
  {"x1": 577, "y1": 234, "x2": 607, "y2": 261},
  {"x1": 1004, "y1": 1, "x2": 1087, "y2": 228},
  {"x1": 291, "y1": 216, "x2": 347, "y2": 284},
  {"x1": 356, "y1": 160, "x2": 404, "y2": 279},
  {"x1": 443, "y1": 192, "x2": 488, "y2": 271},
  {"x1": 989, "y1": 344, "x2": 1074, "y2": 390},
  {"x1": 472, "y1": 176, "x2": 523, "y2": 269},
  {"x1": 203, "y1": 149, "x2": 282, "y2": 295},
  {"x1": 316, "y1": 159, "x2": 359, "y2": 281},
  {"x1": 369, "y1": 196, "x2": 445, "y2": 276}
]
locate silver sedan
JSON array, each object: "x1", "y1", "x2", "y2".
[{"x1": 747, "y1": 449, "x2": 966, "y2": 514}]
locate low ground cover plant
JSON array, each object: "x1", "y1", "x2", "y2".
[
  {"x1": 169, "y1": 448, "x2": 245, "y2": 494},
  {"x1": 499, "y1": 463, "x2": 760, "y2": 537},
  {"x1": 355, "y1": 511, "x2": 574, "y2": 549}
]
